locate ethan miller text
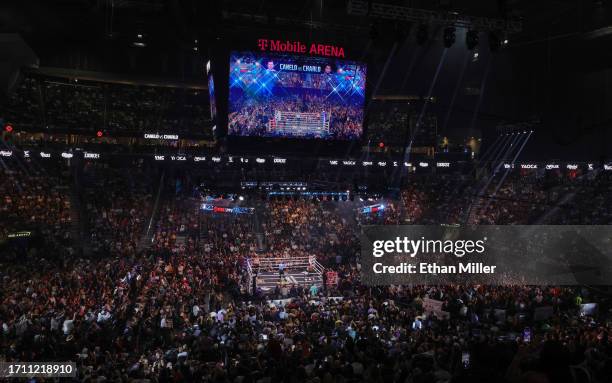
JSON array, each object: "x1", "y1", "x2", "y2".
[{"x1": 373, "y1": 262, "x2": 497, "y2": 274}]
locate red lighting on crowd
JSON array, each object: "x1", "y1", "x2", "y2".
[
  {"x1": 4, "y1": 124, "x2": 13, "y2": 133},
  {"x1": 378, "y1": 142, "x2": 385, "y2": 148},
  {"x1": 96, "y1": 131, "x2": 103, "y2": 137}
]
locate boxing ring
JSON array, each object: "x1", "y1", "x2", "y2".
[{"x1": 246, "y1": 255, "x2": 326, "y2": 293}]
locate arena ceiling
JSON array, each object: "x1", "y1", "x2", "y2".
[
  {"x1": 1, "y1": 0, "x2": 611, "y2": 157},
  {"x1": 2, "y1": 1, "x2": 610, "y2": 59}
]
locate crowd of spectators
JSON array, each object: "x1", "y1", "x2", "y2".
[
  {"x1": 468, "y1": 171, "x2": 612, "y2": 225},
  {"x1": 1, "y1": 162, "x2": 611, "y2": 382},
  {"x1": 82, "y1": 160, "x2": 155, "y2": 257},
  {"x1": 542, "y1": 172, "x2": 612, "y2": 224},
  {"x1": 0, "y1": 162, "x2": 73, "y2": 258},
  {"x1": 228, "y1": 92, "x2": 364, "y2": 140},
  {"x1": 1, "y1": 73, "x2": 453, "y2": 146},
  {"x1": 0, "y1": 74, "x2": 212, "y2": 138},
  {"x1": 367, "y1": 101, "x2": 411, "y2": 146},
  {"x1": 2, "y1": 76, "x2": 44, "y2": 127},
  {"x1": 260, "y1": 200, "x2": 357, "y2": 266}
]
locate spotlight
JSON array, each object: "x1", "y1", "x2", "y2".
[
  {"x1": 132, "y1": 33, "x2": 146, "y2": 48},
  {"x1": 193, "y1": 36, "x2": 200, "y2": 52},
  {"x1": 416, "y1": 24, "x2": 429, "y2": 45},
  {"x1": 238, "y1": 196, "x2": 244, "y2": 201},
  {"x1": 443, "y1": 26, "x2": 456, "y2": 48},
  {"x1": 466, "y1": 30, "x2": 479, "y2": 50}
]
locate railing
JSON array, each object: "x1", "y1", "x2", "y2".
[
  {"x1": 255, "y1": 255, "x2": 314, "y2": 271},
  {"x1": 313, "y1": 259, "x2": 326, "y2": 275},
  {"x1": 246, "y1": 255, "x2": 326, "y2": 293}
]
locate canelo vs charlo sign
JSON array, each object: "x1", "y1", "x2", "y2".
[{"x1": 257, "y1": 38, "x2": 346, "y2": 58}]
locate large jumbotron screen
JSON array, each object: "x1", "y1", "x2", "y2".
[
  {"x1": 206, "y1": 61, "x2": 217, "y2": 122},
  {"x1": 228, "y1": 51, "x2": 367, "y2": 140}
]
